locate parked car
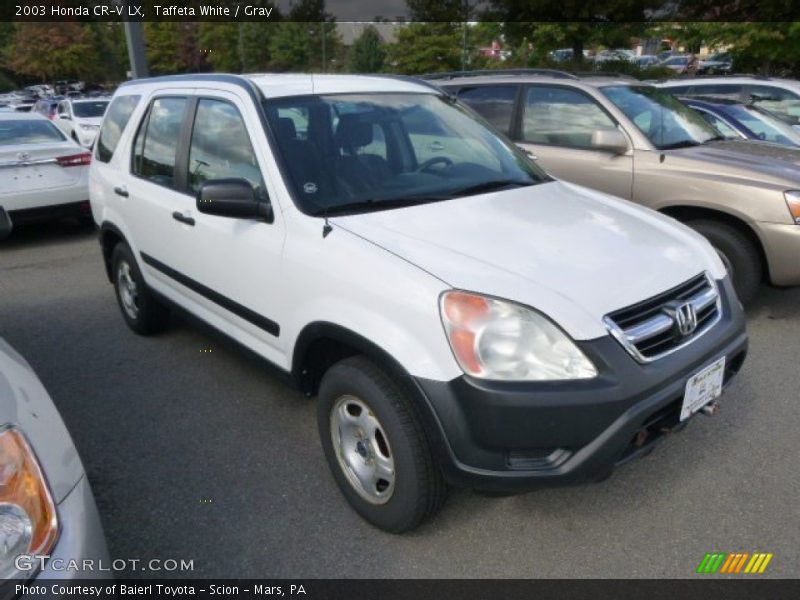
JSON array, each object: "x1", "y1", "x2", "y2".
[
  {"x1": 90, "y1": 73, "x2": 747, "y2": 532},
  {"x1": 658, "y1": 76, "x2": 800, "y2": 130},
  {"x1": 698, "y1": 53, "x2": 733, "y2": 75},
  {"x1": 660, "y1": 55, "x2": 692, "y2": 74},
  {"x1": 635, "y1": 55, "x2": 661, "y2": 68},
  {"x1": 0, "y1": 112, "x2": 92, "y2": 235},
  {"x1": 32, "y1": 97, "x2": 65, "y2": 121},
  {"x1": 0, "y1": 334, "x2": 110, "y2": 580},
  {"x1": 54, "y1": 98, "x2": 110, "y2": 147},
  {"x1": 595, "y1": 49, "x2": 635, "y2": 64},
  {"x1": 681, "y1": 97, "x2": 800, "y2": 147},
  {"x1": 436, "y1": 71, "x2": 800, "y2": 303}
]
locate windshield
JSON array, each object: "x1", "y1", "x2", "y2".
[
  {"x1": 72, "y1": 101, "x2": 108, "y2": 118},
  {"x1": 603, "y1": 85, "x2": 721, "y2": 149},
  {"x1": 262, "y1": 93, "x2": 547, "y2": 215},
  {"x1": 728, "y1": 105, "x2": 800, "y2": 146}
]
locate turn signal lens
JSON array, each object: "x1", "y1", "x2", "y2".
[
  {"x1": 784, "y1": 190, "x2": 800, "y2": 224},
  {"x1": 0, "y1": 427, "x2": 58, "y2": 578},
  {"x1": 440, "y1": 291, "x2": 598, "y2": 381}
]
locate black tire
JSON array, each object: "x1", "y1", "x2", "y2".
[
  {"x1": 111, "y1": 242, "x2": 170, "y2": 335},
  {"x1": 317, "y1": 356, "x2": 446, "y2": 533},
  {"x1": 686, "y1": 219, "x2": 762, "y2": 305}
]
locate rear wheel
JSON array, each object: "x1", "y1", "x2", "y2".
[
  {"x1": 317, "y1": 356, "x2": 446, "y2": 533},
  {"x1": 111, "y1": 242, "x2": 170, "y2": 335},
  {"x1": 686, "y1": 219, "x2": 762, "y2": 305}
]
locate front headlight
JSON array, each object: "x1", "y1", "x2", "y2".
[
  {"x1": 439, "y1": 291, "x2": 598, "y2": 381},
  {"x1": 784, "y1": 190, "x2": 800, "y2": 224},
  {"x1": 0, "y1": 426, "x2": 59, "y2": 579}
]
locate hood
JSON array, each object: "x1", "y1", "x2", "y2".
[
  {"x1": 669, "y1": 139, "x2": 800, "y2": 186},
  {"x1": 0, "y1": 338, "x2": 84, "y2": 503},
  {"x1": 332, "y1": 181, "x2": 725, "y2": 340}
]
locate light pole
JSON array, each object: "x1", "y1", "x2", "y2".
[
  {"x1": 461, "y1": 0, "x2": 469, "y2": 72},
  {"x1": 123, "y1": 21, "x2": 148, "y2": 79}
]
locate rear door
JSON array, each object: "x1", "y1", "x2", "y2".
[
  {"x1": 516, "y1": 85, "x2": 633, "y2": 199},
  {"x1": 124, "y1": 93, "x2": 194, "y2": 295}
]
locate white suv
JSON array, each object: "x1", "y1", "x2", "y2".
[
  {"x1": 89, "y1": 74, "x2": 748, "y2": 532},
  {"x1": 55, "y1": 98, "x2": 110, "y2": 147}
]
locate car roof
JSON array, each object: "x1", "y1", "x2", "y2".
[
  {"x1": 0, "y1": 112, "x2": 49, "y2": 121},
  {"x1": 118, "y1": 73, "x2": 439, "y2": 99},
  {"x1": 659, "y1": 76, "x2": 800, "y2": 87},
  {"x1": 431, "y1": 73, "x2": 646, "y2": 89}
]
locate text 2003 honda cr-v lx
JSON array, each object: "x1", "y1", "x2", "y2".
[{"x1": 89, "y1": 74, "x2": 748, "y2": 532}]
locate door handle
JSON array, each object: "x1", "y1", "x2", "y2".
[
  {"x1": 114, "y1": 186, "x2": 129, "y2": 197},
  {"x1": 172, "y1": 211, "x2": 195, "y2": 226}
]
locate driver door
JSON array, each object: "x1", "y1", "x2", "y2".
[{"x1": 516, "y1": 85, "x2": 633, "y2": 200}]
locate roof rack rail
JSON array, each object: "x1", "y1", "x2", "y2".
[
  {"x1": 571, "y1": 71, "x2": 639, "y2": 80},
  {"x1": 420, "y1": 69, "x2": 578, "y2": 81}
]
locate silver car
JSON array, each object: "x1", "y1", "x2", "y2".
[{"x1": 0, "y1": 335, "x2": 109, "y2": 581}]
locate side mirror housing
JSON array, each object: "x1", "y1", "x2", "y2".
[
  {"x1": 196, "y1": 178, "x2": 273, "y2": 223},
  {"x1": 591, "y1": 128, "x2": 629, "y2": 154}
]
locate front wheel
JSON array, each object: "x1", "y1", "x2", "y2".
[
  {"x1": 686, "y1": 219, "x2": 762, "y2": 305},
  {"x1": 317, "y1": 356, "x2": 446, "y2": 533}
]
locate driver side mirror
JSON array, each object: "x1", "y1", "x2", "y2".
[
  {"x1": 196, "y1": 178, "x2": 273, "y2": 223},
  {"x1": 59, "y1": 113, "x2": 70, "y2": 120},
  {"x1": 590, "y1": 128, "x2": 629, "y2": 154}
]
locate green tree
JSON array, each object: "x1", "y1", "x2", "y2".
[
  {"x1": 145, "y1": 23, "x2": 208, "y2": 75},
  {"x1": 198, "y1": 23, "x2": 241, "y2": 71},
  {"x1": 5, "y1": 23, "x2": 98, "y2": 81},
  {"x1": 348, "y1": 26, "x2": 387, "y2": 73},
  {"x1": 385, "y1": 23, "x2": 462, "y2": 75}
]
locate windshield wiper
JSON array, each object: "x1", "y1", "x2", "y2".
[
  {"x1": 313, "y1": 180, "x2": 535, "y2": 217},
  {"x1": 446, "y1": 179, "x2": 534, "y2": 198},
  {"x1": 659, "y1": 140, "x2": 702, "y2": 150},
  {"x1": 314, "y1": 196, "x2": 447, "y2": 217}
]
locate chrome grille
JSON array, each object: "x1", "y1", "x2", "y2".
[{"x1": 604, "y1": 273, "x2": 721, "y2": 362}]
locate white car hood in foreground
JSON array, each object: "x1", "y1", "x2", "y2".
[{"x1": 333, "y1": 181, "x2": 725, "y2": 340}]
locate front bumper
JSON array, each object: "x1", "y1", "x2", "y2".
[
  {"x1": 758, "y1": 222, "x2": 800, "y2": 286},
  {"x1": 413, "y1": 276, "x2": 748, "y2": 493}
]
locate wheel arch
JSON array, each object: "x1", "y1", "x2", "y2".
[
  {"x1": 99, "y1": 221, "x2": 128, "y2": 282},
  {"x1": 658, "y1": 204, "x2": 769, "y2": 281}
]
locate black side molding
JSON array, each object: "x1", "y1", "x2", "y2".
[{"x1": 139, "y1": 252, "x2": 279, "y2": 337}]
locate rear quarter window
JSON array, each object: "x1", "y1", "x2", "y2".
[{"x1": 95, "y1": 95, "x2": 141, "y2": 163}]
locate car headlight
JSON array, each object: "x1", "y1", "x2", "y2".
[
  {"x1": 0, "y1": 426, "x2": 58, "y2": 579},
  {"x1": 78, "y1": 123, "x2": 99, "y2": 131},
  {"x1": 439, "y1": 291, "x2": 598, "y2": 381},
  {"x1": 784, "y1": 190, "x2": 800, "y2": 224}
]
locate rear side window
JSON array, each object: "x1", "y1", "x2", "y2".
[
  {"x1": 0, "y1": 120, "x2": 66, "y2": 146},
  {"x1": 188, "y1": 99, "x2": 264, "y2": 195},
  {"x1": 523, "y1": 86, "x2": 616, "y2": 148},
  {"x1": 457, "y1": 86, "x2": 518, "y2": 135},
  {"x1": 748, "y1": 85, "x2": 800, "y2": 125},
  {"x1": 96, "y1": 95, "x2": 141, "y2": 163},
  {"x1": 132, "y1": 97, "x2": 187, "y2": 188}
]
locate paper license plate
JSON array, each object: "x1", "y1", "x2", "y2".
[{"x1": 681, "y1": 356, "x2": 726, "y2": 421}]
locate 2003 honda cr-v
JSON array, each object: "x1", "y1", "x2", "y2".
[{"x1": 89, "y1": 74, "x2": 748, "y2": 532}]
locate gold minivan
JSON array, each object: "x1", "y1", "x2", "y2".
[{"x1": 435, "y1": 71, "x2": 800, "y2": 303}]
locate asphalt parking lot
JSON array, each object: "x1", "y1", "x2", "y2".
[{"x1": 1, "y1": 220, "x2": 798, "y2": 579}]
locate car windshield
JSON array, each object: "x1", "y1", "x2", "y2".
[
  {"x1": 262, "y1": 93, "x2": 547, "y2": 215},
  {"x1": 603, "y1": 85, "x2": 722, "y2": 149},
  {"x1": 0, "y1": 120, "x2": 66, "y2": 145},
  {"x1": 726, "y1": 104, "x2": 800, "y2": 146},
  {"x1": 72, "y1": 101, "x2": 108, "y2": 118}
]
